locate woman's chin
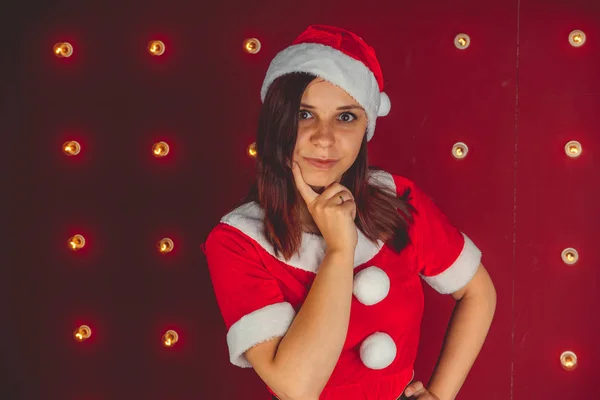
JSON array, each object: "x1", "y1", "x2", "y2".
[
  {"x1": 308, "y1": 184, "x2": 326, "y2": 194},
  {"x1": 303, "y1": 171, "x2": 340, "y2": 191},
  {"x1": 307, "y1": 179, "x2": 334, "y2": 193}
]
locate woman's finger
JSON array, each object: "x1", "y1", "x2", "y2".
[
  {"x1": 404, "y1": 381, "x2": 424, "y2": 397},
  {"x1": 290, "y1": 162, "x2": 318, "y2": 205}
]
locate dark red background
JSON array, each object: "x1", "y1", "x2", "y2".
[{"x1": 3, "y1": 0, "x2": 598, "y2": 399}]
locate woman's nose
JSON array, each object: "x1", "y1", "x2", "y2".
[{"x1": 311, "y1": 123, "x2": 335, "y2": 145}]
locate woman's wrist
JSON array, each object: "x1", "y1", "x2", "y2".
[{"x1": 325, "y1": 247, "x2": 355, "y2": 262}]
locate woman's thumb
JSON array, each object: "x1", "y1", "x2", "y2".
[{"x1": 291, "y1": 162, "x2": 317, "y2": 204}]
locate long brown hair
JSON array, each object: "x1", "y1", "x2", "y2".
[{"x1": 232, "y1": 72, "x2": 415, "y2": 261}]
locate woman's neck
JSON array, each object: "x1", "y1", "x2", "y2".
[
  {"x1": 296, "y1": 187, "x2": 322, "y2": 234},
  {"x1": 298, "y1": 200, "x2": 318, "y2": 233}
]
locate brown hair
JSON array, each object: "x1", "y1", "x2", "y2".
[{"x1": 232, "y1": 72, "x2": 415, "y2": 260}]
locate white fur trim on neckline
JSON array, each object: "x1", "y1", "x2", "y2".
[{"x1": 220, "y1": 170, "x2": 396, "y2": 273}]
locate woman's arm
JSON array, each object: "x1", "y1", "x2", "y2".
[
  {"x1": 249, "y1": 249, "x2": 355, "y2": 400},
  {"x1": 421, "y1": 264, "x2": 497, "y2": 400}
]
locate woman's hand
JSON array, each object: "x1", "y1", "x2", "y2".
[
  {"x1": 404, "y1": 381, "x2": 440, "y2": 399},
  {"x1": 291, "y1": 161, "x2": 357, "y2": 253}
]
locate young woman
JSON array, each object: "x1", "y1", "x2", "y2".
[{"x1": 202, "y1": 24, "x2": 496, "y2": 400}]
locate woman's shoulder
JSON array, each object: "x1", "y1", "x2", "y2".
[
  {"x1": 368, "y1": 167, "x2": 417, "y2": 196},
  {"x1": 206, "y1": 201, "x2": 263, "y2": 241},
  {"x1": 201, "y1": 202, "x2": 267, "y2": 265}
]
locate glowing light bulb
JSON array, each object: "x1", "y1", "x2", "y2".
[
  {"x1": 569, "y1": 30, "x2": 586, "y2": 47},
  {"x1": 53, "y1": 42, "x2": 73, "y2": 58},
  {"x1": 148, "y1": 40, "x2": 165, "y2": 56},
  {"x1": 157, "y1": 238, "x2": 174, "y2": 254},
  {"x1": 561, "y1": 248, "x2": 579, "y2": 265},
  {"x1": 68, "y1": 234, "x2": 85, "y2": 251},
  {"x1": 63, "y1": 141, "x2": 81, "y2": 156},
  {"x1": 153, "y1": 141, "x2": 169, "y2": 157},
  {"x1": 454, "y1": 34, "x2": 471, "y2": 50},
  {"x1": 247, "y1": 142, "x2": 258, "y2": 158},
  {"x1": 560, "y1": 351, "x2": 578, "y2": 371},
  {"x1": 162, "y1": 330, "x2": 179, "y2": 347},
  {"x1": 243, "y1": 38, "x2": 261, "y2": 54},
  {"x1": 564, "y1": 140, "x2": 582, "y2": 158},
  {"x1": 452, "y1": 142, "x2": 469, "y2": 159},
  {"x1": 74, "y1": 325, "x2": 92, "y2": 341}
]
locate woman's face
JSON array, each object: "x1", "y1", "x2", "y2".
[{"x1": 292, "y1": 78, "x2": 368, "y2": 191}]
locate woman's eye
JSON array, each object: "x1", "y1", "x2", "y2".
[
  {"x1": 339, "y1": 112, "x2": 356, "y2": 122},
  {"x1": 299, "y1": 110, "x2": 312, "y2": 119},
  {"x1": 299, "y1": 110, "x2": 356, "y2": 122}
]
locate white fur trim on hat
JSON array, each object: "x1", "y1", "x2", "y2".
[
  {"x1": 226, "y1": 302, "x2": 296, "y2": 368},
  {"x1": 353, "y1": 266, "x2": 390, "y2": 305},
  {"x1": 260, "y1": 42, "x2": 389, "y2": 141},
  {"x1": 360, "y1": 332, "x2": 397, "y2": 370}
]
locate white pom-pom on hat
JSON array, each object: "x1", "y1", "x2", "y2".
[
  {"x1": 378, "y1": 92, "x2": 391, "y2": 116},
  {"x1": 359, "y1": 332, "x2": 397, "y2": 370}
]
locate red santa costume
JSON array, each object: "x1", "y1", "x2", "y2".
[{"x1": 201, "y1": 25, "x2": 482, "y2": 400}]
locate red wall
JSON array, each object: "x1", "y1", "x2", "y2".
[{"x1": 5, "y1": 0, "x2": 598, "y2": 398}]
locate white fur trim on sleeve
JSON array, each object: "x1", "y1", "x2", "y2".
[
  {"x1": 419, "y1": 233, "x2": 482, "y2": 294},
  {"x1": 226, "y1": 302, "x2": 296, "y2": 368}
]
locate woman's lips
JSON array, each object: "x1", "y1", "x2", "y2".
[{"x1": 304, "y1": 157, "x2": 338, "y2": 170}]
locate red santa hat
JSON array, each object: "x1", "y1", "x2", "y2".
[{"x1": 260, "y1": 24, "x2": 391, "y2": 142}]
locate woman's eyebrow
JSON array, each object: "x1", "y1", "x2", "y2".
[{"x1": 300, "y1": 103, "x2": 364, "y2": 111}]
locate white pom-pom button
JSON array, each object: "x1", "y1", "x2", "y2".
[
  {"x1": 377, "y1": 91, "x2": 391, "y2": 116},
  {"x1": 359, "y1": 332, "x2": 397, "y2": 370},
  {"x1": 353, "y1": 266, "x2": 390, "y2": 305}
]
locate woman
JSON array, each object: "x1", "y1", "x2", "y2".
[{"x1": 202, "y1": 25, "x2": 497, "y2": 400}]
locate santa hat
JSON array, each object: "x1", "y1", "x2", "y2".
[{"x1": 260, "y1": 24, "x2": 391, "y2": 142}]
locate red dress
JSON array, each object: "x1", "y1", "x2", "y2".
[{"x1": 202, "y1": 169, "x2": 482, "y2": 400}]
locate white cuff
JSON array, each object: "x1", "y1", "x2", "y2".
[
  {"x1": 420, "y1": 233, "x2": 482, "y2": 294},
  {"x1": 226, "y1": 302, "x2": 296, "y2": 368}
]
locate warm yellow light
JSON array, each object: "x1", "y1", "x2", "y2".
[
  {"x1": 74, "y1": 325, "x2": 92, "y2": 341},
  {"x1": 153, "y1": 141, "x2": 169, "y2": 157},
  {"x1": 569, "y1": 30, "x2": 586, "y2": 47},
  {"x1": 68, "y1": 234, "x2": 85, "y2": 251},
  {"x1": 53, "y1": 42, "x2": 73, "y2": 58},
  {"x1": 243, "y1": 38, "x2": 261, "y2": 54},
  {"x1": 62, "y1": 141, "x2": 81, "y2": 156},
  {"x1": 564, "y1": 140, "x2": 582, "y2": 158},
  {"x1": 162, "y1": 330, "x2": 179, "y2": 347},
  {"x1": 157, "y1": 238, "x2": 174, "y2": 254},
  {"x1": 561, "y1": 248, "x2": 579, "y2": 265},
  {"x1": 454, "y1": 34, "x2": 470, "y2": 50},
  {"x1": 560, "y1": 351, "x2": 578, "y2": 371},
  {"x1": 247, "y1": 142, "x2": 258, "y2": 158},
  {"x1": 452, "y1": 142, "x2": 469, "y2": 159},
  {"x1": 148, "y1": 40, "x2": 165, "y2": 56}
]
